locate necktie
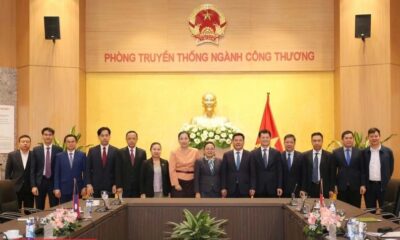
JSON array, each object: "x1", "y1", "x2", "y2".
[
  {"x1": 102, "y1": 147, "x2": 107, "y2": 167},
  {"x1": 263, "y1": 148, "x2": 268, "y2": 168},
  {"x1": 235, "y1": 152, "x2": 241, "y2": 170},
  {"x1": 209, "y1": 159, "x2": 215, "y2": 175},
  {"x1": 130, "y1": 148, "x2": 135, "y2": 166},
  {"x1": 345, "y1": 148, "x2": 351, "y2": 166},
  {"x1": 312, "y1": 152, "x2": 319, "y2": 183},
  {"x1": 287, "y1": 153, "x2": 292, "y2": 170},
  {"x1": 69, "y1": 152, "x2": 74, "y2": 168},
  {"x1": 45, "y1": 147, "x2": 51, "y2": 178}
]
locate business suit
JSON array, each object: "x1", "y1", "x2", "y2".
[
  {"x1": 251, "y1": 147, "x2": 283, "y2": 197},
  {"x1": 362, "y1": 145, "x2": 394, "y2": 208},
  {"x1": 282, "y1": 151, "x2": 302, "y2": 197},
  {"x1": 194, "y1": 158, "x2": 222, "y2": 198},
  {"x1": 54, "y1": 151, "x2": 87, "y2": 203},
  {"x1": 86, "y1": 145, "x2": 119, "y2": 197},
  {"x1": 116, "y1": 146, "x2": 147, "y2": 197},
  {"x1": 5, "y1": 150, "x2": 34, "y2": 208},
  {"x1": 301, "y1": 150, "x2": 335, "y2": 198},
  {"x1": 221, "y1": 149, "x2": 255, "y2": 198},
  {"x1": 140, "y1": 158, "x2": 171, "y2": 197},
  {"x1": 332, "y1": 147, "x2": 363, "y2": 207},
  {"x1": 31, "y1": 145, "x2": 63, "y2": 209}
]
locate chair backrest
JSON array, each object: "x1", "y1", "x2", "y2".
[{"x1": 0, "y1": 180, "x2": 19, "y2": 213}]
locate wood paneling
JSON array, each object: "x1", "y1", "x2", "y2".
[
  {"x1": 86, "y1": 0, "x2": 334, "y2": 72},
  {"x1": 391, "y1": 0, "x2": 400, "y2": 65},
  {"x1": 0, "y1": 0, "x2": 16, "y2": 67},
  {"x1": 339, "y1": 0, "x2": 391, "y2": 67},
  {"x1": 16, "y1": 0, "x2": 29, "y2": 68}
]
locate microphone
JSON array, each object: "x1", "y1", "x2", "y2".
[
  {"x1": 289, "y1": 184, "x2": 298, "y2": 206},
  {"x1": 353, "y1": 202, "x2": 394, "y2": 218}
]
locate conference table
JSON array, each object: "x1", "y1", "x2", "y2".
[{"x1": 0, "y1": 198, "x2": 398, "y2": 239}]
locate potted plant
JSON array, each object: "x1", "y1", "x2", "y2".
[
  {"x1": 327, "y1": 131, "x2": 396, "y2": 150},
  {"x1": 167, "y1": 209, "x2": 228, "y2": 240}
]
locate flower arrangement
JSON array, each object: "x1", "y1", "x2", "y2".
[
  {"x1": 181, "y1": 123, "x2": 240, "y2": 149},
  {"x1": 303, "y1": 207, "x2": 344, "y2": 240},
  {"x1": 43, "y1": 208, "x2": 80, "y2": 236}
]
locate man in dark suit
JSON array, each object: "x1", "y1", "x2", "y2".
[
  {"x1": 221, "y1": 133, "x2": 256, "y2": 198},
  {"x1": 251, "y1": 129, "x2": 283, "y2": 198},
  {"x1": 332, "y1": 130, "x2": 364, "y2": 208},
  {"x1": 300, "y1": 132, "x2": 335, "y2": 198},
  {"x1": 194, "y1": 142, "x2": 222, "y2": 198},
  {"x1": 5, "y1": 135, "x2": 34, "y2": 209},
  {"x1": 282, "y1": 134, "x2": 302, "y2": 198},
  {"x1": 31, "y1": 127, "x2": 63, "y2": 209},
  {"x1": 363, "y1": 127, "x2": 394, "y2": 212},
  {"x1": 53, "y1": 134, "x2": 87, "y2": 204},
  {"x1": 86, "y1": 127, "x2": 119, "y2": 198},
  {"x1": 116, "y1": 130, "x2": 147, "y2": 198}
]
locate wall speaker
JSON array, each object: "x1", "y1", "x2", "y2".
[
  {"x1": 355, "y1": 14, "x2": 371, "y2": 40},
  {"x1": 44, "y1": 16, "x2": 60, "y2": 42}
]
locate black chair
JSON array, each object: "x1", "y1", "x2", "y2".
[{"x1": 0, "y1": 180, "x2": 40, "y2": 223}]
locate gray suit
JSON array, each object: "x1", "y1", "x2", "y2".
[{"x1": 194, "y1": 158, "x2": 222, "y2": 198}]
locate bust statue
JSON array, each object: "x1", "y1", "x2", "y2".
[{"x1": 191, "y1": 93, "x2": 228, "y2": 127}]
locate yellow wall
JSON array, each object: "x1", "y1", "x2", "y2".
[{"x1": 86, "y1": 72, "x2": 334, "y2": 158}]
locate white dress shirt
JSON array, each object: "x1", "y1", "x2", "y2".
[
  {"x1": 234, "y1": 149, "x2": 243, "y2": 163},
  {"x1": 369, "y1": 145, "x2": 381, "y2": 181},
  {"x1": 20, "y1": 151, "x2": 29, "y2": 169},
  {"x1": 100, "y1": 144, "x2": 110, "y2": 155}
]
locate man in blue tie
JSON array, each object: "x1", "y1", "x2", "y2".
[
  {"x1": 250, "y1": 129, "x2": 283, "y2": 198},
  {"x1": 300, "y1": 132, "x2": 335, "y2": 198},
  {"x1": 282, "y1": 134, "x2": 302, "y2": 198},
  {"x1": 332, "y1": 131, "x2": 363, "y2": 207},
  {"x1": 221, "y1": 133, "x2": 256, "y2": 198},
  {"x1": 53, "y1": 134, "x2": 87, "y2": 204}
]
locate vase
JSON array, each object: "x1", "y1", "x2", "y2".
[{"x1": 328, "y1": 224, "x2": 337, "y2": 240}]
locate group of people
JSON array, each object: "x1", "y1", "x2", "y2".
[{"x1": 4, "y1": 126, "x2": 394, "y2": 213}]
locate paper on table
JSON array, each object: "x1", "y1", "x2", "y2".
[{"x1": 381, "y1": 231, "x2": 400, "y2": 238}]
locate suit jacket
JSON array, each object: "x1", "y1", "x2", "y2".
[
  {"x1": 332, "y1": 147, "x2": 363, "y2": 192},
  {"x1": 31, "y1": 145, "x2": 63, "y2": 188},
  {"x1": 282, "y1": 150, "x2": 302, "y2": 197},
  {"x1": 5, "y1": 150, "x2": 33, "y2": 192},
  {"x1": 54, "y1": 151, "x2": 86, "y2": 195},
  {"x1": 194, "y1": 158, "x2": 222, "y2": 194},
  {"x1": 116, "y1": 146, "x2": 147, "y2": 193},
  {"x1": 251, "y1": 147, "x2": 283, "y2": 196},
  {"x1": 221, "y1": 149, "x2": 255, "y2": 195},
  {"x1": 362, "y1": 145, "x2": 394, "y2": 191},
  {"x1": 301, "y1": 149, "x2": 335, "y2": 197},
  {"x1": 140, "y1": 158, "x2": 171, "y2": 197},
  {"x1": 86, "y1": 145, "x2": 119, "y2": 193}
]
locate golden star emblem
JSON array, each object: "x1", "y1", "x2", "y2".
[{"x1": 203, "y1": 11, "x2": 212, "y2": 21}]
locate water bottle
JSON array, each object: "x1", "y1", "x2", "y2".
[
  {"x1": 329, "y1": 201, "x2": 337, "y2": 213},
  {"x1": 25, "y1": 217, "x2": 36, "y2": 239},
  {"x1": 84, "y1": 197, "x2": 93, "y2": 218},
  {"x1": 346, "y1": 218, "x2": 357, "y2": 239}
]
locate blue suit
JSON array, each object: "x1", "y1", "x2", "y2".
[{"x1": 54, "y1": 150, "x2": 87, "y2": 203}]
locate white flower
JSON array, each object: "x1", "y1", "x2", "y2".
[
  {"x1": 203, "y1": 130, "x2": 209, "y2": 135},
  {"x1": 229, "y1": 134, "x2": 233, "y2": 139},
  {"x1": 193, "y1": 127, "x2": 198, "y2": 133},
  {"x1": 190, "y1": 133, "x2": 196, "y2": 139},
  {"x1": 208, "y1": 132, "x2": 214, "y2": 137},
  {"x1": 215, "y1": 135, "x2": 221, "y2": 140},
  {"x1": 201, "y1": 135, "x2": 208, "y2": 141},
  {"x1": 194, "y1": 138, "x2": 201, "y2": 144},
  {"x1": 221, "y1": 126, "x2": 226, "y2": 131},
  {"x1": 197, "y1": 132, "x2": 201, "y2": 136},
  {"x1": 216, "y1": 129, "x2": 222, "y2": 134},
  {"x1": 221, "y1": 133, "x2": 227, "y2": 138},
  {"x1": 226, "y1": 139, "x2": 231, "y2": 144}
]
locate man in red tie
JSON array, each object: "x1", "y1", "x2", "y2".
[
  {"x1": 116, "y1": 131, "x2": 147, "y2": 197},
  {"x1": 86, "y1": 127, "x2": 120, "y2": 198}
]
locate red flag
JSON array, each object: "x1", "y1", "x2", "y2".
[
  {"x1": 256, "y1": 93, "x2": 283, "y2": 151},
  {"x1": 320, "y1": 178, "x2": 325, "y2": 207},
  {"x1": 73, "y1": 178, "x2": 81, "y2": 219}
]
